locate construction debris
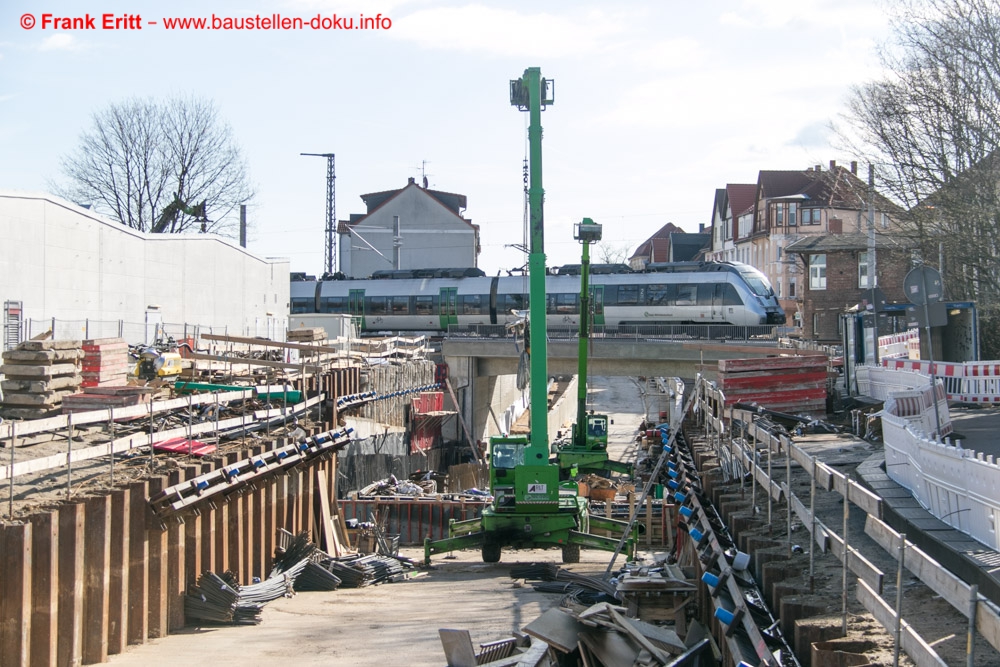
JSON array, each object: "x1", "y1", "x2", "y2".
[
  {"x1": 62, "y1": 385, "x2": 152, "y2": 414},
  {"x1": 287, "y1": 327, "x2": 328, "y2": 343}
]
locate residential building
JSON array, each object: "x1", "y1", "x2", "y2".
[
  {"x1": 628, "y1": 223, "x2": 710, "y2": 270},
  {"x1": 708, "y1": 161, "x2": 903, "y2": 335},
  {"x1": 338, "y1": 178, "x2": 479, "y2": 278}
]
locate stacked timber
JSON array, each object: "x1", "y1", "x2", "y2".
[
  {"x1": 62, "y1": 386, "x2": 151, "y2": 414},
  {"x1": 81, "y1": 337, "x2": 130, "y2": 387},
  {"x1": 0, "y1": 340, "x2": 84, "y2": 419},
  {"x1": 287, "y1": 327, "x2": 327, "y2": 343},
  {"x1": 718, "y1": 355, "x2": 828, "y2": 414}
]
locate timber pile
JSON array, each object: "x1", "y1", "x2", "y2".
[
  {"x1": 718, "y1": 355, "x2": 828, "y2": 414},
  {"x1": 80, "y1": 337, "x2": 129, "y2": 387},
  {"x1": 62, "y1": 386, "x2": 151, "y2": 414},
  {"x1": 287, "y1": 327, "x2": 327, "y2": 343},
  {"x1": 0, "y1": 340, "x2": 83, "y2": 419}
]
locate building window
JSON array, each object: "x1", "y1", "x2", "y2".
[
  {"x1": 776, "y1": 280, "x2": 782, "y2": 298},
  {"x1": 789, "y1": 279, "x2": 796, "y2": 298},
  {"x1": 813, "y1": 312, "x2": 821, "y2": 335},
  {"x1": 858, "y1": 252, "x2": 872, "y2": 288},
  {"x1": 802, "y1": 208, "x2": 821, "y2": 225},
  {"x1": 776, "y1": 205, "x2": 784, "y2": 226},
  {"x1": 788, "y1": 203, "x2": 797, "y2": 226},
  {"x1": 880, "y1": 212, "x2": 889, "y2": 229},
  {"x1": 809, "y1": 254, "x2": 827, "y2": 290}
]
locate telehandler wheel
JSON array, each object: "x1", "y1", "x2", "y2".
[
  {"x1": 561, "y1": 543, "x2": 580, "y2": 564},
  {"x1": 482, "y1": 541, "x2": 502, "y2": 563}
]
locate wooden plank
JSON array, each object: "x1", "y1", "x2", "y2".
[
  {"x1": 316, "y1": 471, "x2": 339, "y2": 557},
  {"x1": 107, "y1": 489, "x2": 130, "y2": 655},
  {"x1": 864, "y1": 516, "x2": 1000, "y2": 652},
  {"x1": 826, "y1": 521, "x2": 884, "y2": 593},
  {"x1": 126, "y1": 482, "x2": 148, "y2": 645},
  {"x1": 147, "y1": 478, "x2": 169, "y2": 638},
  {"x1": 166, "y1": 471, "x2": 186, "y2": 632},
  {"x1": 789, "y1": 494, "x2": 830, "y2": 552},
  {"x1": 82, "y1": 495, "x2": 111, "y2": 664},
  {"x1": 201, "y1": 332, "x2": 347, "y2": 355},
  {"x1": 229, "y1": 492, "x2": 244, "y2": 583},
  {"x1": 0, "y1": 390, "x2": 253, "y2": 441},
  {"x1": 214, "y1": 499, "x2": 230, "y2": 574},
  {"x1": 719, "y1": 356, "x2": 829, "y2": 372},
  {"x1": 30, "y1": 513, "x2": 58, "y2": 667},
  {"x1": 57, "y1": 503, "x2": 85, "y2": 667},
  {"x1": 856, "y1": 579, "x2": 947, "y2": 667},
  {"x1": 183, "y1": 467, "x2": 202, "y2": 601},
  {"x1": 828, "y1": 469, "x2": 882, "y2": 518},
  {"x1": 252, "y1": 461, "x2": 265, "y2": 579},
  {"x1": 189, "y1": 351, "x2": 323, "y2": 373},
  {"x1": 1, "y1": 523, "x2": 32, "y2": 667}
]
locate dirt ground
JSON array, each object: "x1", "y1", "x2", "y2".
[{"x1": 105, "y1": 546, "x2": 621, "y2": 667}]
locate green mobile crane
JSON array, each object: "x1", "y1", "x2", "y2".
[
  {"x1": 424, "y1": 68, "x2": 636, "y2": 565},
  {"x1": 552, "y1": 220, "x2": 633, "y2": 479}
]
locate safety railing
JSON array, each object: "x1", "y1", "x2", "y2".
[{"x1": 882, "y1": 358, "x2": 1000, "y2": 403}]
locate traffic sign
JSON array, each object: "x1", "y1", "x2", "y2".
[{"x1": 903, "y1": 266, "x2": 943, "y2": 306}]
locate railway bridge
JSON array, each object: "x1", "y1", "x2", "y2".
[{"x1": 440, "y1": 334, "x2": 806, "y2": 444}]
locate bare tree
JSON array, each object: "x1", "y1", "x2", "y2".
[
  {"x1": 595, "y1": 240, "x2": 632, "y2": 265},
  {"x1": 838, "y1": 0, "x2": 1000, "y2": 303},
  {"x1": 58, "y1": 96, "x2": 254, "y2": 237}
]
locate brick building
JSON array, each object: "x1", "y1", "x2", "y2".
[{"x1": 785, "y1": 232, "x2": 911, "y2": 341}]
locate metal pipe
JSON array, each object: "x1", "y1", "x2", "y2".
[
  {"x1": 66, "y1": 412, "x2": 74, "y2": 500},
  {"x1": 842, "y1": 488, "x2": 850, "y2": 634},
  {"x1": 968, "y1": 584, "x2": 978, "y2": 667},
  {"x1": 109, "y1": 407, "x2": 116, "y2": 487}
]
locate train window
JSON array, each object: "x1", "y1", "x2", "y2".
[
  {"x1": 697, "y1": 284, "x2": 715, "y2": 306},
  {"x1": 645, "y1": 284, "x2": 672, "y2": 306},
  {"x1": 502, "y1": 293, "x2": 526, "y2": 312},
  {"x1": 551, "y1": 293, "x2": 577, "y2": 314},
  {"x1": 368, "y1": 296, "x2": 388, "y2": 315},
  {"x1": 675, "y1": 285, "x2": 697, "y2": 306},
  {"x1": 390, "y1": 296, "x2": 409, "y2": 314},
  {"x1": 461, "y1": 294, "x2": 484, "y2": 315},
  {"x1": 617, "y1": 285, "x2": 639, "y2": 305},
  {"x1": 415, "y1": 296, "x2": 435, "y2": 315},
  {"x1": 723, "y1": 284, "x2": 743, "y2": 306},
  {"x1": 320, "y1": 296, "x2": 347, "y2": 313}
]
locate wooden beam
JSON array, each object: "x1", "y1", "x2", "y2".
[
  {"x1": 0, "y1": 390, "x2": 253, "y2": 441},
  {"x1": 865, "y1": 515, "x2": 1000, "y2": 653},
  {"x1": 146, "y1": 478, "x2": 169, "y2": 639},
  {"x1": 82, "y1": 495, "x2": 111, "y2": 664},
  {"x1": 1, "y1": 522, "x2": 32, "y2": 667},
  {"x1": 57, "y1": 503, "x2": 84, "y2": 667},
  {"x1": 126, "y1": 482, "x2": 148, "y2": 645},
  {"x1": 183, "y1": 466, "x2": 202, "y2": 604},
  {"x1": 189, "y1": 351, "x2": 323, "y2": 373},
  {"x1": 107, "y1": 489, "x2": 130, "y2": 655},
  {"x1": 166, "y1": 471, "x2": 186, "y2": 632},
  {"x1": 856, "y1": 579, "x2": 947, "y2": 667},
  {"x1": 30, "y1": 513, "x2": 58, "y2": 667},
  {"x1": 201, "y1": 332, "x2": 348, "y2": 355}
]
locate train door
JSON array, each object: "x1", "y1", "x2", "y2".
[
  {"x1": 712, "y1": 283, "x2": 726, "y2": 322},
  {"x1": 590, "y1": 286, "x2": 605, "y2": 327},
  {"x1": 439, "y1": 287, "x2": 458, "y2": 330},
  {"x1": 348, "y1": 289, "x2": 365, "y2": 331}
]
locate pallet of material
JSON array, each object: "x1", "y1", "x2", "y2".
[
  {"x1": 81, "y1": 337, "x2": 129, "y2": 388},
  {"x1": 718, "y1": 355, "x2": 828, "y2": 413},
  {"x1": 287, "y1": 327, "x2": 328, "y2": 342},
  {"x1": 1, "y1": 341, "x2": 84, "y2": 418}
]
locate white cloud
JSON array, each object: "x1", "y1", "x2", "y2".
[
  {"x1": 629, "y1": 38, "x2": 706, "y2": 71},
  {"x1": 38, "y1": 34, "x2": 81, "y2": 52},
  {"x1": 390, "y1": 4, "x2": 626, "y2": 58},
  {"x1": 720, "y1": 0, "x2": 887, "y2": 30}
]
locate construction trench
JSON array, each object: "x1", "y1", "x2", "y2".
[{"x1": 3, "y1": 345, "x2": 1000, "y2": 665}]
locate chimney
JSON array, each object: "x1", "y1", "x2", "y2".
[
  {"x1": 408, "y1": 176, "x2": 415, "y2": 185},
  {"x1": 815, "y1": 164, "x2": 822, "y2": 172},
  {"x1": 239, "y1": 204, "x2": 247, "y2": 248},
  {"x1": 699, "y1": 223, "x2": 705, "y2": 233},
  {"x1": 829, "y1": 160, "x2": 837, "y2": 170},
  {"x1": 829, "y1": 217, "x2": 843, "y2": 234},
  {"x1": 850, "y1": 161, "x2": 858, "y2": 175}
]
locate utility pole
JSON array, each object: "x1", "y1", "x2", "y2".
[
  {"x1": 867, "y1": 163, "x2": 878, "y2": 364},
  {"x1": 301, "y1": 152, "x2": 336, "y2": 276}
]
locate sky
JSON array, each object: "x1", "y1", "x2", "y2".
[{"x1": 0, "y1": 0, "x2": 892, "y2": 276}]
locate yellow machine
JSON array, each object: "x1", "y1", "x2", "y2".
[{"x1": 134, "y1": 348, "x2": 184, "y2": 381}]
